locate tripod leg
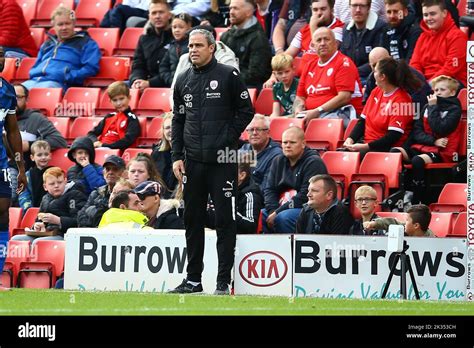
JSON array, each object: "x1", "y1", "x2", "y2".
[
  {"x1": 382, "y1": 253, "x2": 400, "y2": 299},
  {"x1": 406, "y1": 256, "x2": 420, "y2": 300},
  {"x1": 400, "y1": 253, "x2": 407, "y2": 300}
]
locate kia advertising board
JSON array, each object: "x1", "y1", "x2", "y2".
[
  {"x1": 234, "y1": 235, "x2": 292, "y2": 296},
  {"x1": 64, "y1": 229, "x2": 219, "y2": 294},
  {"x1": 293, "y1": 235, "x2": 466, "y2": 301}
]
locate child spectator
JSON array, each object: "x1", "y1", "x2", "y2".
[
  {"x1": 159, "y1": 13, "x2": 193, "y2": 87},
  {"x1": 18, "y1": 140, "x2": 52, "y2": 214},
  {"x1": 349, "y1": 185, "x2": 386, "y2": 235},
  {"x1": 151, "y1": 113, "x2": 179, "y2": 196},
  {"x1": 87, "y1": 81, "x2": 141, "y2": 150},
  {"x1": 270, "y1": 53, "x2": 299, "y2": 117},
  {"x1": 67, "y1": 136, "x2": 106, "y2": 194},
  {"x1": 363, "y1": 204, "x2": 435, "y2": 237},
  {"x1": 11, "y1": 167, "x2": 87, "y2": 245},
  {"x1": 392, "y1": 75, "x2": 462, "y2": 205}
]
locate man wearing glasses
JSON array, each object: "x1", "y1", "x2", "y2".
[
  {"x1": 296, "y1": 174, "x2": 353, "y2": 234},
  {"x1": 340, "y1": 0, "x2": 387, "y2": 84},
  {"x1": 239, "y1": 114, "x2": 282, "y2": 191}
]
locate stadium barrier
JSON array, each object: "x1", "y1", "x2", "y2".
[{"x1": 64, "y1": 229, "x2": 466, "y2": 301}]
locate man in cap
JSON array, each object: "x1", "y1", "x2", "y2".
[
  {"x1": 134, "y1": 180, "x2": 184, "y2": 229},
  {"x1": 77, "y1": 155, "x2": 126, "y2": 227}
]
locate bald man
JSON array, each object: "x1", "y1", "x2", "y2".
[
  {"x1": 262, "y1": 127, "x2": 327, "y2": 233},
  {"x1": 293, "y1": 27, "x2": 363, "y2": 128},
  {"x1": 364, "y1": 47, "x2": 431, "y2": 118}
]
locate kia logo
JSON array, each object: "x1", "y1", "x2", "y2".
[{"x1": 239, "y1": 251, "x2": 288, "y2": 287}]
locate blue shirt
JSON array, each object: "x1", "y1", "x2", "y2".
[{"x1": 0, "y1": 78, "x2": 17, "y2": 169}]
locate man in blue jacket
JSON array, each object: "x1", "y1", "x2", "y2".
[{"x1": 22, "y1": 6, "x2": 101, "y2": 91}]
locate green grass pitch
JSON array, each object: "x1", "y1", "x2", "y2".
[{"x1": 0, "y1": 289, "x2": 473, "y2": 315}]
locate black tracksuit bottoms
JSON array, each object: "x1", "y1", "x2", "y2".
[{"x1": 183, "y1": 159, "x2": 237, "y2": 285}]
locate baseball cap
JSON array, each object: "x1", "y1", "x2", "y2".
[
  {"x1": 134, "y1": 180, "x2": 162, "y2": 200},
  {"x1": 103, "y1": 155, "x2": 126, "y2": 170}
]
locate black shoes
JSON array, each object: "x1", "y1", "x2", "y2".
[
  {"x1": 168, "y1": 279, "x2": 203, "y2": 294},
  {"x1": 214, "y1": 282, "x2": 230, "y2": 295}
]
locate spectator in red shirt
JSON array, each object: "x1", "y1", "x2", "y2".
[
  {"x1": 343, "y1": 57, "x2": 421, "y2": 155},
  {"x1": 293, "y1": 27, "x2": 363, "y2": 127},
  {"x1": 87, "y1": 81, "x2": 141, "y2": 151},
  {"x1": 410, "y1": 0, "x2": 467, "y2": 87}
]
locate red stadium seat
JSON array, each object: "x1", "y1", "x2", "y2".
[
  {"x1": 11, "y1": 207, "x2": 40, "y2": 237},
  {"x1": 0, "y1": 58, "x2": 18, "y2": 82},
  {"x1": 113, "y1": 27, "x2": 143, "y2": 57},
  {"x1": 458, "y1": 88, "x2": 466, "y2": 119},
  {"x1": 68, "y1": 117, "x2": 102, "y2": 141},
  {"x1": 18, "y1": 240, "x2": 65, "y2": 288},
  {"x1": 254, "y1": 88, "x2": 274, "y2": 116},
  {"x1": 321, "y1": 151, "x2": 360, "y2": 199},
  {"x1": 376, "y1": 211, "x2": 408, "y2": 223},
  {"x1": 8, "y1": 207, "x2": 23, "y2": 239},
  {"x1": 26, "y1": 87, "x2": 63, "y2": 116},
  {"x1": 248, "y1": 88, "x2": 257, "y2": 105},
  {"x1": 94, "y1": 88, "x2": 139, "y2": 116},
  {"x1": 457, "y1": 0, "x2": 467, "y2": 17},
  {"x1": 87, "y1": 27, "x2": 120, "y2": 56},
  {"x1": 429, "y1": 212, "x2": 454, "y2": 238},
  {"x1": 268, "y1": 117, "x2": 304, "y2": 142},
  {"x1": 84, "y1": 57, "x2": 131, "y2": 87},
  {"x1": 48, "y1": 148, "x2": 75, "y2": 172},
  {"x1": 305, "y1": 119, "x2": 344, "y2": 151},
  {"x1": 95, "y1": 148, "x2": 121, "y2": 166},
  {"x1": 348, "y1": 152, "x2": 403, "y2": 218},
  {"x1": 48, "y1": 117, "x2": 71, "y2": 138},
  {"x1": 30, "y1": 27, "x2": 46, "y2": 49},
  {"x1": 17, "y1": 0, "x2": 38, "y2": 26},
  {"x1": 30, "y1": 0, "x2": 75, "y2": 27},
  {"x1": 450, "y1": 212, "x2": 467, "y2": 237},
  {"x1": 11, "y1": 57, "x2": 36, "y2": 84},
  {"x1": 430, "y1": 183, "x2": 467, "y2": 213},
  {"x1": 75, "y1": 0, "x2": 112, "y2": 27},
  {"x1": 137, "y1": 116, "x2": 163, "y2": 147},
  {"x1": 122, "y1": 148, "x2": 152, "y2": 164},
  {"x1": 1, "y1": 240, "x2": 30, "y2": 287},
  {"x1": 135, "y1": 88, "x2": 171, "y2": 117},
  {"x1": 59, "y1": 87, "x2": 100, "y2": 117}
]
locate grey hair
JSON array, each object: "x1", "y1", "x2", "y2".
[
  {"x1": 189, "y1": 28, "x2": 216, "y2": 46},
  {"x1": 252, "y1": 114, "x2": 271, "y2": 129}
]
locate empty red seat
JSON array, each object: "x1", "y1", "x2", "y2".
[
  {"x1": 48, "y1": 117, "x2": 71, "y2": 139},
  {"x1": 87, "y1": 27, "x2": 120, "y2": 56},
  {"x1": 429, "y1": 212, "x2": 454, "y2": 238},
  {"x1": 321, "y1": 151, "x2": 360, "y2": 199},
  {"x1": 59, "y1": 87, "x2": 100, "y2": 117},
  {"x1": 8, "y1": 207, "x2": 23, "y2": 239},
  {"x1": 75, "y1": 0, "x2": 112, "y2": 27},
  {"x1": 11, "y1": 207, "x2": 39, "y2": 237},
  {"x1": 122, "y1": 148, "x2": 152, "y2": 164},
  {"x1": 305, "y1": 119, "x2": 344, "y2": 151},
  {"x1": 84, "y1": 57, "x2": 131, "y2": 88},
  {"x1": 95, "y1": 148, "x2": 121, "y2": 166},
  {"x1": 113, "y1": 27, "x2": 143, "y2": 57},
  {"x1": 18, "y1": 240, "x2": 65, "y2": 288},
  {"x1": 17, "y1": 0, "x2": 38, "y2": 26},
  {"x1": 430, "y1": 183, "x2": 467, "y2": 213},
  {"x1": 0, "y1": 58, "x2": 18, "y2": 82},
  {"x1": 68, "y1": 117, "x2": 102, "y2": 141},
  {"x1": 26, "y1": 87, "x2": 62, "y2": 116},
  {"x1": 11, "y1": 57, "x2": 36, "y2": 84},
  {"x1": 268, "y1": 117, "x2": 304, "y2": 142},
  {"x1": 1, "y1": 240, "x2": 30, "y2": 287},
  {"x1": 134, "y1": 88, "x2": 171, "y2": 117},
  {"x1": 450, "y1": 212, "x2": 467, "y2": 237},
  {"x1": 254, "y1": 88, "x2": 274, "y2": 116},
  {"x1": 30, "y1": 27, "x2": 46, "y2": 49},
  {"x1": 30, "y1": 0, "x2": 75, "y2": 27},
  {"x1": 376, "y1": 211, "x2": 408, "y2": 223}
]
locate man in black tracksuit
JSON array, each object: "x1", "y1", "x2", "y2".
[{"x1": 170, "y1": 28, "x2": 254, "y2": 295}]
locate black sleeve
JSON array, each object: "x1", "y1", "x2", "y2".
[
  {"x1": 329, "y1": 207, "x2": 354, "y2": 235},
  {"x1": 102, "y1": 115, "x2": 141, "y2": 150},
  {"x1": 87, "y1": 117, "x2": 106, "y2": 143},
  {"x1": 229, "y1": 68, "x2": 255, "y2": 141},
  {"x1": 236, "y1": 191, "x2": 264, "y2": 234},
  {"x1": 368, "y1": 130, "x2": 403, "y2": 151},
  {"x1": 59, "y1": 189, "x2": 88, "y2": 233},
  {"x1": 129, "y1": 37, "x2": 148, "y2": 83},
  {"x1": 159, "y1": 50, "x2": 173, "y2": 87},
  {"x1": 295, "y1": 209, "x2": 308, "y2": 234},
  {"x1": 348, "y1": 117, "x2": 365, "y2": 142},
  {"x1": 263, "y1": 158, "x2": 282, "y2": 213},
  {"x1": 427, "y1": 102, "x2": 462, "y2": 137},
  {"x1": 163, "y1": 214, "x2": 184, "y2": 229}
]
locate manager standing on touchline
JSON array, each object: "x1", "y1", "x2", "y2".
[{"x1": 169, "y1": 28, "x2": 254, "y2": 295}]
